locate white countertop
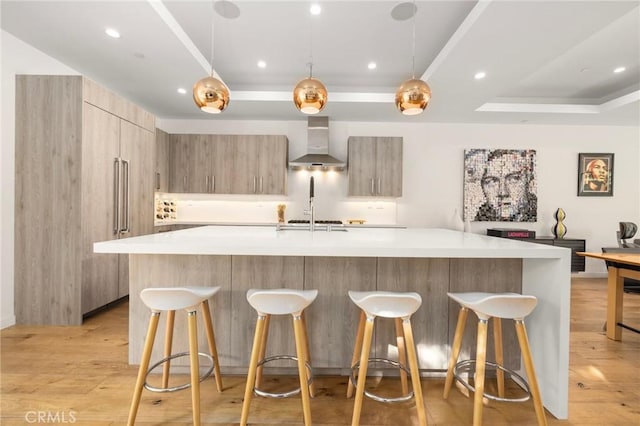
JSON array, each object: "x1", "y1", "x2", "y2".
[{"x1": 94, "y1": 226, "x2": 567, "y2": 258}]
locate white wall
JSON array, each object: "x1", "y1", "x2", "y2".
[
  {"x1": 161, "y1": 119, "x2": 640, "y2": 275},
  {"x1": 2, "y1": 29, "x2": 639, "y2": 328},
  {"x1": 1, "y1": 30, "x2": 79, "y2": 328}
]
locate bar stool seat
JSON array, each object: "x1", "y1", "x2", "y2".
[
  {"x1": 127, "y1": 287, "x2": 223, "y2": 426},
  {"x1": 443, "y1": 292, "x2": 547, "y2": 426},
  {"x1": 347, "y1": 291, "x2": 427, "y2": 426},
  {"x1": 241, "y1": 289, "x2": 318, "y2": 426}
]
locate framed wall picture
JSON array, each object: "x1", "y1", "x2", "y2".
[
  {"x1": 464, "y1": 149, "x2": 537, "y2": 222},
  {"x1": 577, "y1": 153, "x2": 614, "y2": 196}
]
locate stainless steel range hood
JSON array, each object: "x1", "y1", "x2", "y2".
[{"x1": 289, "y1": 116, "x2": 346, "y2": 171}]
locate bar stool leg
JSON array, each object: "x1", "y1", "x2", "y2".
[
  {"x1": 293, "y1": 314, "x2": 313, "y2": 426},
  {"x1": 240, "y1": 315, "x2": 267, "y2": 426},
  {"x1": 444, "y1": 307, "x2": 468, "y2": 398},
  {"x1": 394, "y1": 318, "x2": 409, "y2": 395},
  {"x1": 347, "y1": 311, "x2": 366, "y2": 398},
  {"x1": 187, "y1": 310, "x2": 201, "y2": 426},
  {"x1": 128, "y1": 312, "x2": 160, "y2": 426},
  {"x1": 492, "y1": 317, "x2": 505, "y2": 398},
  {"x1": 402, "y1": 318, "x2": 427, "y2": 426},
  {"x1": 201, "y1": 300, "x2": 223, "y2": 393},
  {"x1": 161, "y1": 310, "x2": 175, "y2": 389},
  {"x1": 300, "y1": 311, "x2": 316, "y2": 398},
  {"x1": 351, "y1": 315, "x2": 374, "y2": 426},
  {"x1": 472, "y1": 318, "x2": 489, "y2": 426},
  {"x1": 255, "y1": 314, "x2": 271, "y2": 390},
  {"x1": 514, "y1": 320, "x2": 548, "y2": 426}
]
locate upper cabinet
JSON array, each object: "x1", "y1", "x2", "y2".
[
  {"x1": 169, "y1": 134, "x2": 288, "y2": 195},
  {"x1": 348, "y1": 136, "x2": 403, "y2": 197}
]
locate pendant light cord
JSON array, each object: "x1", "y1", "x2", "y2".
[
  {"x1": 210, "y1": 0, "x2": 215, "y2": 77},
  {"x1": 309, "y1": 6, "x2": 314, "y2": 78},
  {"x1": 411, "y1": 0, "x2": 417, "y2": 79}
]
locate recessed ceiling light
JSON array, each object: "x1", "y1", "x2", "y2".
[
  {"x1": 310, "y1": 4, "x2": 321, "y2": 15},
  {"x1": 474, "y1": 71, "x2": 486, "y2": 80},
  {"x1": 614, "y1": 66, "x2": 626, "y2": 74},
  {"x1": 368, "y1": 62, "x2": 377, "y2": 70},
  {"x1": 105, "y1": 28, "x2": 120, "y2": 39},
  {"x1": 257, "y1": 60, "x2": 267, "y2": 68},
  {"x1": 177, "y1": 88, "x2": 187, "y2": 95}
]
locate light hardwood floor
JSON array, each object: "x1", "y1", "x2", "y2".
[{"x1": 2, "y1": 278, "x2": 639, "y2": 425}]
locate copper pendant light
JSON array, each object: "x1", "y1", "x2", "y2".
[
  {"x1": 293, "y1": 63, "x2": 327, "y2": 115},
  {"x1": 395, "y1": 1, "x2": 431, "y2": 115},
  {"x1": 395, "y1": 78, "x2": 431, "y2": 115},
  {"x1": 193, "y1": 75, "x2": 229, "y2": 114},
  {"x1": 193, "y1": 0, "x2": 229, "y2": 114},
  {"x1": 293, "y1": 6, "x2": 327, "y2": 115}
]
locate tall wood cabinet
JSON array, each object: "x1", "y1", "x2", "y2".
[
  {"x1": 155, "y1": 128, "x2": 170, "y2": 192},
  {"x1": 169, "y1": 134, "x2": 288, "y2": 195},
  {"x1": 15, "y1": 75, "x2": 155, "y2": 325},
  {"x1": 348, "y1": 136, "x2": 403, "y2": 197}
]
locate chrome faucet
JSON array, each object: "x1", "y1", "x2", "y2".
[{"x1": 303, "y1": 176, "x2": 315, "y2": 232}]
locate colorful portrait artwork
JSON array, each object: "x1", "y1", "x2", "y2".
[
  {"x1": 577, "y1": 153, "x2": 614, "y2": 197},
  {"x1": 464, "y1": 149, "x2": 537, "y2": 222}
]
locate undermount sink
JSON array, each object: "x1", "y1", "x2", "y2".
[{"x1": 276, "y1": 224, "x2": 348, "y2": 232}]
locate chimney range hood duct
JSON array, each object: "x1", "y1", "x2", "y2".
[{"x1": 289, "y1": 116, "x2": 346, "y2": 171}]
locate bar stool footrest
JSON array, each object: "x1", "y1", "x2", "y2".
[
  {"x1": 254, "y1": 355, "x2": 314, "y2": 399},
  {"x1": 350, "y1": 358, "x2": 414, "y2": 403},
  {"x1": 453, "y1": 359, "x2": 531, "y2": 403},
  {"x1": 144, "y1": 351, "x2": 215, "y2": 393}
]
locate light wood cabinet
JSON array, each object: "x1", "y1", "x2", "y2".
[
  {"x1": 229, "y1": 256, "x2": 305, "y2": 367},
  {"x1": 155, "y1": 129, "x2": 170, "y2": 192},
  {"x1": 15, "y1": 75, "x2": 155, "y2": 325},
  {"x1": 348, "y1": 136, "x2": 402, "y2": 197},
  {"x1": 168, "y1": 134, "x2": 288, "y2": 194},
  {"x1": 304, "y1": 257, "x2": 377, "y2": 369}
]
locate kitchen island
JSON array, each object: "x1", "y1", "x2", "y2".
[{"x1": 94, "y1": 226, "x2": 570, "y2": 419}]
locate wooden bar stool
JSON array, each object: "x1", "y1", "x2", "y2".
[
  {"x1": 240, "y1": 288, "x2": 318, "y2": 426},
  {"x1": 127, "y1": 287, "x2": 223, "y2": 426},
  {"x1": 347, "y1": 291, "x2": 427, "y2": 426},
  {"x1": 443, "y1": 292, "x2": 547, "y2": 426}
]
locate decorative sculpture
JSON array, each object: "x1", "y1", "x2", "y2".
[{"x1": 553, "y1": 208, "x2": 567, "y2": 239}]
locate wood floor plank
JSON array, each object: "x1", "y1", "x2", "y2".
[{"x1": 2, "y1": 278, "x2": 639, "y2": 425}]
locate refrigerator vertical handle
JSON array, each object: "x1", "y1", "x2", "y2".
[
  {"x1": 113, "y1": 158, "x2": 121, "y2": 235},
  {"x1": 121, "y1": 159, "x2": 130, "y2": 234}
]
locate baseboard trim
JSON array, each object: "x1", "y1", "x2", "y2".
[{"x1": 1, "y1": 315, "x2": 16, "y2": 329}]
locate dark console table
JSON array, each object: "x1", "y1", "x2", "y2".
[{"x1": 534, "y1": 237, "x2": 586, "y2": 272}]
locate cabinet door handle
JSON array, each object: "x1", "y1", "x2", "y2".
[
  {"x1": 121, "y1": 159, "x2": 130, "y2": 234},
  {"x1": 155, "y1": 172, "x2": 160, "y2": 191},
  {"x1": 183, "y1": 175, "x2": 187, "y2": 192},
  {"x1": 206, "y1": 175, "x2": 210, "y2": 193},
  {"x1": 113, "y1": 158, "x2": 120, "y2": 235},
  {"x1": 212, "y1": 175, "x2": 215, "y2": 192},
  {"x1": 253, "y1": 176, "x2": 257, "y2": 193},
  {"x1": 377, "y1": 178, "x2": 381, "y2": 195},
  {"x1": 370, "y1": 178, "x2": 375, "y2": 195},
  {"x1": 259, "y1": 176, "x2": 264, "y2": 193}
]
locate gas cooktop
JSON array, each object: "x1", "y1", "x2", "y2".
[{"x1": 288, "y1": 219, "x2": 343, "y2": 225}]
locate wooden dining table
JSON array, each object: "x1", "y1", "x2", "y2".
[{"x1": 578, "y1": 252, "x2": 640, "y2": 340}]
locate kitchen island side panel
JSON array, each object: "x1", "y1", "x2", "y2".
[
  {"x1": 128, "y1": 254, "x2": 232, "y2": 366},
  {"x1": 449, "y1": 258, "x2": 523, "y2": 369},
  {"x1": 230, "y1": 256, "x2": 305, "y2": 367},
  {"x1": 375, "y1": 258, "x2": 450, "y2": 370}
]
